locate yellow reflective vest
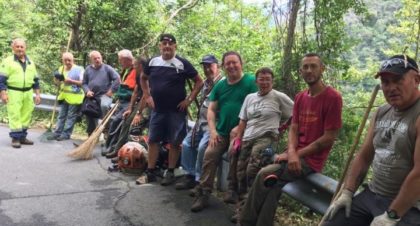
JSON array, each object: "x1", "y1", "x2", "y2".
[{"x1": 57, "y1": 65, "x2": 85, "y2": 105}]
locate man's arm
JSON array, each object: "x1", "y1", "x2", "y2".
[
  {"x1": 286, "y1": 123, "x2": 340, "y2": 174},
  {"x1": 207, "y1": 101, "x2": 219, "y2": 148},
  {"x1": 344, "y1": 112, "x2": 376, "y2": 192},
  {"x1": 178, "y1": 74, "x2": 203, "y2": 111},
  {"x1": 387, "y1": 116, "x2": 420, "y2": 217},
  {"x1": 140, "y1": 72, "x2": 154, "y2": 109},
  {"x1": 122, "y1": 85, "x2": 138, "y2": 118},
  {"x1": 235, "y1": 119, "x2": 247, "y2": 139}
]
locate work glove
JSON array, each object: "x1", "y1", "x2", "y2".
[
  {"x1": 324, "y1": 189, "x2": 354, "y2": 220},
  {"x1": 53, "y1": 71, "x2": 65, "y2": 81},
  {"x1": 370, "y1": 212, "x2": 398, "y2": 226},
  {"x1": 229, "y1": 137, "x2": 242, "y2": 156}
]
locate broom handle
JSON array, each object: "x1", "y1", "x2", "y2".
[
  {"x1": 91, "y1": 101, "x2": 120, "y2": 134},
  {"x1": 318, "y1": 84, "x2": 380, "y2": 226},
  {"x1": 48, "y1": 30, "x2": 73, "y2": 129}
]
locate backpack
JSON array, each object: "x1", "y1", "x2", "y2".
[{"x1": 81, "y1": 96, "x2": 102, "y2": 118}]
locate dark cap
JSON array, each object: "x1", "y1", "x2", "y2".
[
  {"x1": 159, "y1": 33, "x2": 176, "y2": 43},
  {"x1": 200, "y1": 55, "x2": 218, "y2": 64},
  {"x1": 376, "y1": 55, "x2": 419, "y2": 78}
]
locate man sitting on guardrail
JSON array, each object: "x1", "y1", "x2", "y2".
[
  {"x1": 238, "y1": 53, "x2": 343, "y2": 226},
  {"x1": 0, "y1": 38, "x2": 41, "y2": 148},
  {"x1": 323, "y1": 55, "x2": 420, "y2": 226}
]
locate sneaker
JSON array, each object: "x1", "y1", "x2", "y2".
[
  {"x1": 161, "y1": 171, "x2": 176, "y2": 186},
  {"x1": 46, "y1": 134, "x2": 60, "y2": 140},
  {"x1": 20, "y1": 138, "x2": 34, "y2": 145},
  {"x1": 56, "y1": 136, "x2": 70, "y2": 141},
  {"x1": 175, "y1": 175, "x2": 197, "y2": 190},
  {"x1": 223, "y1": 190, "x2": 238, "y2": 204},
  {"x1": 11, "y1": 139, "x2": 21, "y2": 148},
  {"x1": 190, "y1": 188, "x2": 210, "y2": 212}
]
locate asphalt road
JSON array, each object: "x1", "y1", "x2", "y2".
[{"x1": 0, "y1": 125, "x2": 233, "y2": 226}]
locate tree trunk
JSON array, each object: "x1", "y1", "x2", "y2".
[{"x1": 281, "y1": 0, "x2": 301, "y2": 97}]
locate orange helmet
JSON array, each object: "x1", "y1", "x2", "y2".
[{"x1": 118, "y1": 142, "x2": 148, "y2": 174}]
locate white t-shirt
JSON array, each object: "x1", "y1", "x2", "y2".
[{"x1": 239, "y1": 89, "x2": 294, "y2": 141}]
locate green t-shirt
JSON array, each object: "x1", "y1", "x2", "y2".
[{"x1": 209, "y1": 73, "x2": 258, "y2": 137}]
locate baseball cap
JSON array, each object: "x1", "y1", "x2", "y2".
[
  {"x1": 376, "y1": 55, "x2": 419, "y2": 78},
  {"x1": 159, "y1": 33, "x2": 176, "y2": 43},
  {"x1": 200, "y1": 55, "x2": 218, "y2": 64}
]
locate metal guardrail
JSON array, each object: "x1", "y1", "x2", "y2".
[{"x1": 0, "y1": 93, "x2": 60, "y2": 112}]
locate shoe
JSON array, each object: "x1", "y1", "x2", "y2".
[
  {"x1": 111, "y1": 157, "x2": 119, "y2": 164},
  {"x1": 20, "y1": 138, "x2": 34, "y2": 145},
  {"x1": 56, "y1": 136, "x2": 70, "y2": 141},
  {"x1": 46, "y1": 134, "x2": 60, "y2": 140},
  {"x1": 11, "y1": 139, "x2": 21, "y2": 148},
  {"x1": 190, "y1": 188, "x2": 210, "y2": 212},
  {"x1": 105, "y1": 150, "x2": 118, "y2": 159},
  {"x1": 175, "y1": 175, "x2": 197, "y2": 190},
  {"x1": 223, "y1": 190, "x2": 238, "y2": 204},
  {"x1": 189, "y1": 186, "x2": 199, "y2": 197},
  {"x1": 161, "y1": 171, "x2": 176, "y2": 186},
  {"x1": 146, "y1": 170, "x2": 157, "y2": 183},
  {"x1": 107, "y1": 164, "x2": 119, "y2": 172}
]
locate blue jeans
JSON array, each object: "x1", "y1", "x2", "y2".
[
  {"x1": 54, "y1": 102, "x2": 81, "y2": 139},
  {"x1": 181, "y1": 128, "x2": 210, "y2": 181}
]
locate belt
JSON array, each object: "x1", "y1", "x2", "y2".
[{"x1": 7, "y1": 86, "x2": 32, "y2": 92}]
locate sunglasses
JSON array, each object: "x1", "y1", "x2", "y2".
[{"x1": 380, "y1": 55, "x2": 418, "y2": 72}]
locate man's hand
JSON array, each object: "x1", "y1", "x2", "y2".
[
  {"x1": 287, "y1": 151, "x2": 302, "y2": 175},
  {"x1": 274, "y1": 152, "x2": 288, "y2": 163},
  {"x1": 209, "y1": 130, "x2": 221, "y2": 148},
  {"x1": 144, "y1": 95, "x2": 155, "y2": 109},
  {"x1": 370, "y1": 212, "x2": 398, "y2": 226},
  {"x1": 325, "y1": 189, "x2": 354, "y2": 220},
  {"x1": 131, "y1": 113, "x2": 142, "y2": 126},
  {"x1": 123, "y1": 109, "x2": 132, "y2": 119},
  {"x1": 1, "y1": 91, "x2": 8, "y2": 103},
  {"x1": 34, "y1": 94, "x2": 41, "y2": 105},
  {"x1": 86, "y1": 91, "x2": 94, "y2": 98},
  {"x1": 177, "y1": 99, "x2": 191, "y2": 112},
  {"x1": 229, "y1": 137, "x2": 241, "y2": 155},
  {"x1": 105, "y1": 90, "x2": 113, "y2": 97}
]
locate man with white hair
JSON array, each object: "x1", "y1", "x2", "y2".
[
  {"x1": 82, "y1": 50, "x2": 120, "y2": 135},
  {"x1": 0, "y1": 38, "x2": 41, "y2": 148},
  {"x1": 48, "y1": 52, "x2": 84, "y2": 141},
  {"x1": 102, "y1": 49, "x2": 139, "y2": 156}
]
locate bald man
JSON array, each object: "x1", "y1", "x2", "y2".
[
  {"x1": 0, "y1": 38, "x2": 41, "y2": 148},
  {"x1": 48, "y1": 52, "x2": 85, "y2": 141}
]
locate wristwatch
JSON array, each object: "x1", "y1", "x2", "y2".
[{"x1": 386, "y1": 209, "x2": 401, "y2": 220}]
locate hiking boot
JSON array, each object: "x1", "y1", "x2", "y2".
[
  {"x1": 223, "y1": 190, "x2": 238, "y2": 204},
  {"x1": 161, "y1": 171, "x2": 176, "y2": 186},
  {"x1": 189, "y1": 186, "x2": 200, "y2": 197},
  {"x1": 146, "y1": 170, "x2": 157, "y2": 183},
  {"x1": 175, "y1": 175, "x2": 197, "y2": 190},
  {"x1": 191, "y1": 188, "x2": 210, "y2": 212},
  {"x1": 11, "y1": 139, "x2": 21, "y2": 148},
  {"x1": 20, "y1": 138, "x2": 34, "y2": 145}
]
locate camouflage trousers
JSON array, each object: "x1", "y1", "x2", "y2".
[{"x1": 228, "y1": 131, "x2": 278, "y2": 198}]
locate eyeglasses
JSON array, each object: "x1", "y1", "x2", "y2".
[{"x1": 380, "y1": 56, "x2": 418, "y2": 72}]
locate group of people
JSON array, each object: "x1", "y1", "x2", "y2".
[{"x1": 0, "y1": 35, "x2": 418, "y2": 226}]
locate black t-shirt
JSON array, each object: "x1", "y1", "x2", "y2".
[{"x1": 143, "y1": 55, "x2": 198, "y2": 112}]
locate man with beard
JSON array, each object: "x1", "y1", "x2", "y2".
[{"x1": 238, "y1": 53, "x2": 343, "y2": 226}]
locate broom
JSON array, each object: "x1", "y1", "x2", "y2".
[
  {"x1": 318, "y1": 84, "x2": 380, "y2": 225},
  {"x1": 67, "y1": 102, "x2": 119, "y2": 160}
]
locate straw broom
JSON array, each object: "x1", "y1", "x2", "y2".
[{"x1": 67, "y1": 102, "x2": 119, "y2": 160}]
